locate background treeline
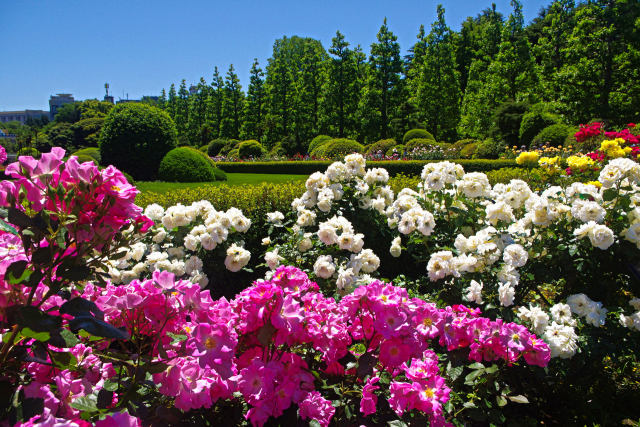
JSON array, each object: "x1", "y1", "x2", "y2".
[{"x1": 154, "y1": 0, "x2": 640, "y2": 153}]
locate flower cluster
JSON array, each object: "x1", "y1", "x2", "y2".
[{"x1": 103, "y1": 201, "x2": 252, "y2": 287}]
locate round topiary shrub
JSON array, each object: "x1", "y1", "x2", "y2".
[
  {"x1": 519, "y1": 111, "x2": 560, "y2": 147},
  {"x1": 72, "y1": 147, "x2": 101, "y2": 164},
  {"x1": 308, "y1": 135, "x2": 333, "y2": 154},
  {"x1": 269, "y1": 142, "x2": 286, "y2": 157},
  {"x1": 100, "y1": 103, "x2": 177, "y2": 181},
  {"x1": 386, "y1": 144, "x2": 405, "y2": 156},
  {"x1": 158, "y1": 147, "x2": 218, "y2": 182},
  {"x1": 366, "y1": 139, "x2": 397, "y2": 156},
  {"x1": 472, "y1": 138, "x2": 507, "y2": 159},
  {"x1": 316, "y1": 138, "x2": 363, "y2": 159},
  {"x1": 227, "y1": 148, "x2": 240, "y2": 159},
  {"x1": 219, "y1": 140, "x2": 240, "y2": 156},
  {"x1": 73, "y1": 154, "x2": 98, "y2": 165},
  {"x1": 17, "y1": 147, "x2": 40, "y2": 158},
  {"x1": 403, "y1": 128, "x2": 434, "y2": 144},
  {"x1": 532, "y1": 124, "x2": 573, "y2": 147},
  {"x1": 207, "y1": 139, "x2": 227, "y2": 157},
  {"x1": 459, "y1": 142, "x2": 478, "y2": 159},
  {"x1": 238, "y1": 140, "x2": 265, "y2": 158}
]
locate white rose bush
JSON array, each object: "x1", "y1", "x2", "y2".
[{"x1": 1, "y1": 149, "x2": 639, "y2": 425}]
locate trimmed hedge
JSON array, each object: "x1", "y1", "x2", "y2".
[
  {"x1": 312, "y1": 138, "x2": 363, "y2": 158},
  {"x1": 215, "y1": 159, "x2": 522, "y2": 176},
  {"x1": 533, "y1": 123, "x2": 573, "y2": 147},
  {"x1": 72, "y1": 147, "x2": 101, "y2": 164},
  {"x1": 238, "y1": 140, "x2": 265, "y2": 158},
  {"x1": 208, "y1": 139, "x2": 227, "y2": 156},
  {"x1": 308, "y1": 135, "x2": 332, "y2": 153},
  {"x1": 366, "y1": 139, "x2": 396, "y2": 155}
]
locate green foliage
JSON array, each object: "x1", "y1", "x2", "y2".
[
  {"x1": 459, "y1": 142, "x2": 478, "y2": 158},
  {"x1": 100, "y1": 103, "x2": 177, "y2": 181},
  {"x1": 237, "y1": 140, "x2": 265, "y2": 158},
  {"x1": 268, "y1": 142, "x2": 286, "y2": 157},
  {"x1": 53, "y1": 103, "x2": 81, "y2": 123},
  {"x1": 386, "y1": 144, "x2": 404, "y2": 156},
  {"x1": 158, "y1": 147, "x2": 220, "y2": 182},
  {"x1": 219, "y1": 139, "x2": 240, "y2": 156},
  {"x1": 486, "y1": 166, "x2": 545, "y2": 185},
  {"x1": 405, "y1": 138, "x2": 446, "y2": 151},
  {"x1": 17, "y1": 147, "x2": 40, "y2": 158},
  {"x1": 71, "y1": 117, "x2": 104, "y2": 148},
  {"x1": 207, "y1": 138, "x2": 227, "y2": 156},
  {"x1": 365, "y1": 139, "x2": 396, "y2": 155},
  {"x1": 72, "y1": 147, "x2": 101, "y2": 164},
  {"x1": 227, "y1": 148, "x2": 240, "y2": 159},
  {"x1": 73, "y1": 154, "x2": 98, "y2": 165},
  {"x1": 403, "y1": 128, "x2": 434, "y2": 143},
  {"x1": 532, "y1": 123, "x2": 572, "y2": 147},
  {"x1": 473, "y1": 138, "x2": 507, "y2": 159},
  {"x1": 519, "y1": 109, "x2": 560, "y2": 147},
  {"x1": 46, "y1": 122, "x2": 75, "y2": 149},
  {"x1": 315, "y1": 138, "x2": 364, "y2": 158},
  {"x1": 489, "y1": 101, "x2": 529, "y2": 146},
  {"x1": 198, "y1": 145, "x2": 208, "y2": 152},
  {"x1": 308, "y1": 135, "x2": 333, "y2": 154}
]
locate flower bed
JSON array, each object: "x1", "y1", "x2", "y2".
[{"x1": 1, "y1": 148, "x2": 639, "y2": 425}]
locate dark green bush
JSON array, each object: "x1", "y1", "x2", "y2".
[
  {"x1": 532, "y1": 124, "x2": 573, "y2": 147},
  {"x1": 473, "y1": 138, "x2": 507, "y2": 159},
  {"x1": 216, "y1": 159, "x2": 521, "y2": 175},
  {"x1": 403, "y1": 128, "x2": 434, "y2": 143},
  {"x1": 317, "y1": 138, "x2": 364, "y2": 158},
  {"x1": 238, "y1": 140, "x2": 266, "y2": 158},
  {"x1": 100, "y1": 103, "x2": 177, "y2": 180},
  {"x1": 459, "y1": 143, "x2": 478, "y2": 159},
  {"x1": 199, "y1": 145, "x2": 209, "y2": 152},
  {"x1": 74, "y1": 154, "x2": 98, "y2": 165},
  {"x1": 489, "y1": 101, "x2": 529, "y2": 146},
  {"x1": 72, "y1": 147, "x2": 101, "y2": 164},
  {"x1": 17, "y1": 147, "x2": 40, "y2": 158},
  {"x1": 366, "y1": 139, "x2": 396, "y2": 155},
  {"x1": 158, "y1": 147, "x2": 219, "y2": 182},
  {"x1": 46, "y1": 122, "x2": 75, "y2": 149},
  {"x1": 452, "y1": 139, "x2": 476, "y2": 150},
  {"x1": 71, "y1": 117, "x2": 104, "y2": 147},
  {"x1": 227, "y1": 148, "x2": 240, "y2": 159},
  {"x1": 519, "y1": 111, "x2": 560, "y2": 147},
  {"x1": 308, "y1": 135, "x2": 333, "y2": 153},
  {"x1": 269, "y1": 142, "x2": 287, "y2": 157},
  {"x1": 207, "y1": 138, "x2": 227, "y2": 156},
  {"x1": 219, "y1": 139, "x2": 240, "y2": 156}
]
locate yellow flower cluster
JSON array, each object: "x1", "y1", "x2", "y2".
[
  {"x1": 566, "y1": 155, "x2": 595, "y2": 171},
  {"x1": 516, "y1": 151, "x2": 540, "y2": 166},
  {"x1": 600, "y1": 138, "x2": 631, "y2": 159},
  {"x1": 538, "y1": 156, "x2": 561, "y2": 174},
  {"x1": 586, "y1": 180, "x2": 602, "y2": 188}
]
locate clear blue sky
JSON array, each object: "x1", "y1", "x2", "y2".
[{"x1": 1, "y1": 0, "x2": 550, "y2": 111}]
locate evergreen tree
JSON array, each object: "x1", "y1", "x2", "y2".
[
  {"x1": 320, "y1": 31, "x2": 361, "y2": 139},
  {"x1": 365, "y1": 18, "x2": 403, "y2": 141},
  {"x1": 220, "y1": 64, "x2": 244, "y2": 139},
  {"x1": 167, "y1": 84, "x2": 177, "y2": 121},
  {"x1": 415, "y1": 5, "x2": 461, "y2": 141},
  {"x1": 175, "y1": 79, "x2": 190, "y2": 138},
  {"x1": 207, "y1": 67, "x2": 224, "y2": 138},
  {"x1": 187, "y1": 77, "x2": 209, "y2": 144},
  {"x1": 241, "y1": 59, "x2": 265, "y2": 140},
  {"x1": 158, "y1": 88, "x2": 167, "y2": 110}
]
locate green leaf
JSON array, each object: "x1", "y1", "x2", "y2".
[
  {"x1": 8, "y1": 207, "x2": 32, "y2": 229},
  {"x1": 446, "y1": 362, "x2": 464, "y2": 381},
  {"x1": 60, "y1": 298, "x2": 104, "y2": 320},
  {"x1": 70, "y1": 395, "x2": 98, "y2": 412},
  {"x1": 387, "y1": 421, "x2": 409, "y2": 427},
  {"x1": 484, "y1": 364, "x2": 499, "y2": 374},
  {"x1": 57, "y1": 264, "x2": 92, "y2": 282},
  {"x1": 0, "y1": 218, "x2": 18, "y2": 235},
  {"x1": 464, "y1": 369, "x2": 485, "y2": 385},
  {"x1": 602, "y1": 188, "x2": 618, "y2": 202},
  {"x1": 507, "y1": 395, "x2": 529, "y2": 404},
  {"x1": 30, "y1": 247, "x2": 52, "y2": 265},
  {"x1": 5, "y1": 261, "x2": 29, "y2": 284},
  {"x1": 48, "y1": 328, "x2": 79, "y2": 348},
  {"x1": 496, "y1": 395, "x2": 507, "y2": 407},
  {"x1": 8, "y1": 306, "x2": 62, "y2": 333},
  {"x1": 146, "y1": 362, "x2": 170, "y2": 374},
  {"x1": 21, "y1": 327, "x2": 50, "y2": 342},
  {"x1": 468, "y1": 362, "x2": 485, "y2": 370},
  {"x1": 309, "y1": 420, "x2": 322, "y2": 427}
]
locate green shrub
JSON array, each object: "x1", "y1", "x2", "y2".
[
  {"x1": 227, "y1": 148, "x2": 240, "y2": 159},
  {"x1": 216, "y1": 159, "x2": 521, "y2": 176},
  {"x1": 459, "y1": 143, "x2": 478, "y2": 159},
  {"x1": 532, "y1": 124, "x2": 573, "y2": 147},
  {"x1": 207, "y1": 139, "x2": 227, "y2": 156},
  {"x1": 72, "y1": 147, "x2": 101, "y2": 164},
  {"x1": 472, "y1": 138, "x2": 507, "y2": 159},
  {"x1": 17, "y1": 147, "x2": 40, "y2": 158},
  {"x1": 486, "y1": 167, "x2": 545, "y2": 186},
  {"x1": 317, "y1": 138, "x2": 364, "y2": 159},
  {"x1": 100, "y1": 103, "x2": 177, "y2": 180},
  {"x1": 403, "y1": 128, "x2": 434, "y2": 143},
  {"x1": 238, "y1": 140, "x2": 265, "y2": 158},
  {"x1": 519, "y1": 111, "x2": 560, "y2": 147},
  {"x1": 158, "y1": 147, "x2": 219, "y2": 182},
  {"x1": 74, "y1": 154, "x2": 98, "y2": 165},
  {"x1": 46, "y1": 122, "x2": 75, "y2": 149},
  {"x1": 269, "y1": 142, "x2": 287, "y2": 157},
  {"x1": 71, "y1": 117, "x2": 105, "y2": 148},
  {"x1": 308, "y1": 135, "x2": 333, "y2": 153},
  {"x1": 219, "y1": 139, "x2": 240, "y2": 156},
  {"x1": 406, "y1": 138, "x2": 447, "y2": 151},
  {"x1": 366, "y1": 139, "x2": 396, "y2": 155},
  {"x1": 199, "y1": 145, "x2": 209, "y2": 152},
  {"x1": 452, "y1": 139, "x2": 476, "y2": 150},
  {"x1": 489, "y1": 101, "x2": 529, "y2": 146},
  {"x1": 386, "y1": 144, "x2": 405, "y2": 156}
]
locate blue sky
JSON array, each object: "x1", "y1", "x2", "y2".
[{"x1": 1, "y1": 0, "x2": 549, "y2": 111}]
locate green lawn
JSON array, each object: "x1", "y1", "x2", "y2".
[{"x1": 136, "y1": 173, "x2": 307, "y2": 194}]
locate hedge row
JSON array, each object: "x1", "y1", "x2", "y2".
[{"x1": 214, "y1": 159, "x2": 522, "y2": 175}]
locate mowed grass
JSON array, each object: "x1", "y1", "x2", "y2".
[{"x1": 135, "y1": 173, "x2": 308, "y2": 194}]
